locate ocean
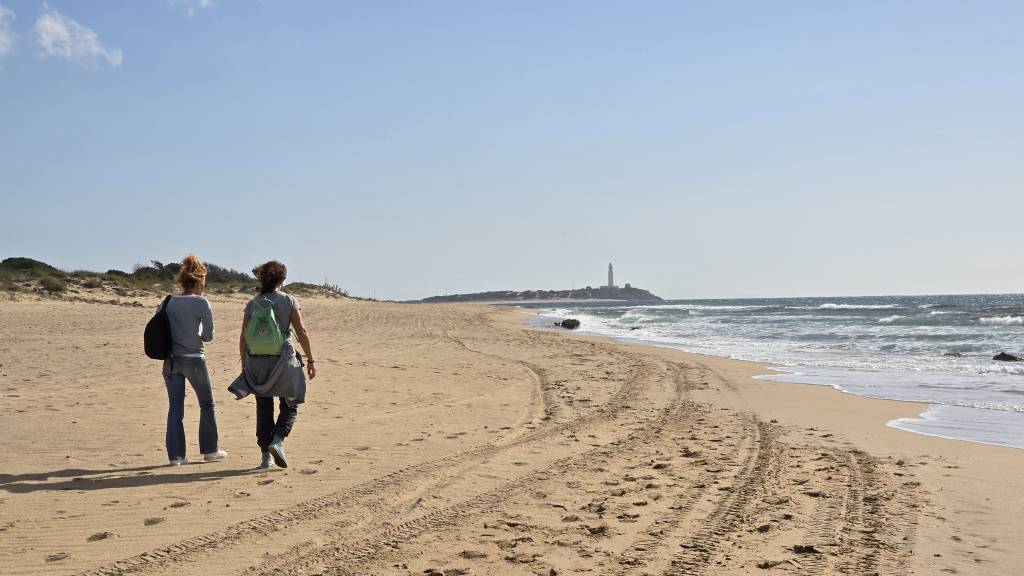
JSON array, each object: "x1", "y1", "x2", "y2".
[{"x1": 523, "y1": 294, "x2": 1024, "y2": 449}]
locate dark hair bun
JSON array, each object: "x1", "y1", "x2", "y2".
[{"x1": 253, "y1": 260, "x2": 287, "y2": 293}]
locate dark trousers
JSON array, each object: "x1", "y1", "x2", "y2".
[{"x1": 256, "y1": 396, "x2": 298, "y2": 449}]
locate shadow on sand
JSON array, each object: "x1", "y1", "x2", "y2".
[{"x1": 0, "y1": 463, "x2": 260, "y2": 493}]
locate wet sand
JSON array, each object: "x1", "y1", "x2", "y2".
[{"x1": 1, "y1": 297, "x2": 1021, "y2": 575}]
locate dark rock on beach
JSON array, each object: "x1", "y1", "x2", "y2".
[
  {"x1": 557, "y1": 319, "x2": 580, "y2": 330},
  {"x1": 993, "y1": 352, "x2": 1021, "y2": 362}
]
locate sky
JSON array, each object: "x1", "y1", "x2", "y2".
[{"x1": 1, "y1": 1, "x2": 1022, "y2": 300}]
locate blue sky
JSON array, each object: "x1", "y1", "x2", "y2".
[{"x1": 1, "y1": 1, "x2": 1022, "y2": 300}]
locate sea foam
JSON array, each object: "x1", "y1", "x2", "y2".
[
  {"x1": 979, "y1": 316, "x2": 1024, "y2": 326},
  {"x1": 819, "y1": 303, "x2": 902, "y2": 310}
]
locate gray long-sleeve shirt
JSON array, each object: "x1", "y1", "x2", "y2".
[{"x1": 159, "y1": 295, "x2": 214, "y2": 358}]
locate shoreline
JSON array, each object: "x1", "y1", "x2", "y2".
[
  {"x1": 511, "y1": 307, "x2": 1024, "y2": 572},
  {"x1": 1, "y1": 297, "x2": 1021, "y2": 574},
  {"x1": 524, "y1": 306, "x2": 1024, "y2": 451}
]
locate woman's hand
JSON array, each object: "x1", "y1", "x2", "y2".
[{"x1": 307, "y1": 361, "x2": 317, "y2": 380}]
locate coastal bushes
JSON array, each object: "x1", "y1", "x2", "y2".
[
  {"x1": 0, "y1": 256, "x2": 359, "y2": 300},
  {"x1": 0, "y1": 258, "x2": 59, "y2": 292},
  {"x1": 283, "y1": 281, "x2": 353, "y2": 299},
  {"x1": 0, "y1": 256, "x2": 254, "y2": 296},
  {"x1": 0, "y1": 267, "x2": 17, "y2": 292},
  {"x1": 1, "y1": 257, "x2": 59, "y2": 273},
  {"x1": 125, "y1": 259, "x2": 251, "y2": 291},
  {"x1": 39, "y1": 275, "x2": 67, "y2": 293}
]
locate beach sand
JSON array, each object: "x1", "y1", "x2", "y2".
[{"x1": 1, "y1": 297, "x2": 1021, "y2": 575}]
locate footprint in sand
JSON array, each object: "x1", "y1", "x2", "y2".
[
  {"x1": 143, "y1": 517, "x2": 165, "y2": 526},
  {"x1": 46, "y1": 553, "x2": 69, "y2": 562},
  {"x1": 459, "y1": 550, "x2": 487, "y2": 559},
  {"x1": 87, "y1": 531, "x2": 115, "y2": 542}
]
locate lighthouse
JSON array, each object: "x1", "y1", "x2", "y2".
[{"x1": 607, "y1": 262, "x2": 615, "y2": 288}]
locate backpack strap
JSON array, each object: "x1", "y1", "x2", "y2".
[
  {"x1": 270, "y1": 293, "x2": 293, "y2": 337},
  {"x1": 161, "y1": 294, "x2": 174, "y2": 367}
]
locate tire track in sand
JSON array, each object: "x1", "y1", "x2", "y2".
[
  {"x1": 611, "y1": 362, "x2": 733, "y2": 575},
  {"x1": 839, "y1": 450, "x2": 916, "y2": 576},
  {"x1": 792, "y1": 449, "x2": 850, "y2": 575},
  {"x1": 75, "y1": 331, "x2": 653, "y2": 576},
  {"x1": 661, "y1": 419, "x2": 778, "y2": 576},
  {"x1": 244, "y1": 358, "x2": 689, "y2": 576}
]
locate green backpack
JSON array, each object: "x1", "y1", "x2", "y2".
[{"x1": 246, "y1": 294, "x2": 286, "y2": 356}]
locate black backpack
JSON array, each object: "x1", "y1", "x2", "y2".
[{"x1": 144, "y1": 295, "x2": 174, "y2": 360}]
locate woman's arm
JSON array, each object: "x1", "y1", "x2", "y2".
[
  {"x1": 239, "y1": 314, "x2": 249, "y2": 367},
  {"x1": 201, "y1": 299, "x2": 215, "y2": 343},
  {"x1": 290, "y1": 308, "x2": 316, "y2": 380}
]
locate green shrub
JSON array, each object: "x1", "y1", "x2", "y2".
[
  {"x1": 207, "y1": 263, "x2": 250, "y2": 284},
  {"x1": 40, "y1": 275, "x2": 67, "y2": 293},
  {"x1": 0, "y1": 257, "x2": 59, "y2": 273},
  {"x1": 0, "y1": 269, "x2": 18, "y2": 292},
  {"x1": 2, "y1": 256, "x2": 259, "y2": 296}
]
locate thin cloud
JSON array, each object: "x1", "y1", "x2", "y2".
[
  {"x1": 0, "y1": 4, "x2": 15, "y2": 64},
  {"x1": 169, "y1": 0, "x2": 213, "y2": 18},
  {"x1": 34, "y1": 4, "x2": 122, "y2": 68}
]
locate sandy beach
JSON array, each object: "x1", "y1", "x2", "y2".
[{"x1": 2, "y1": 296, "x2": 1022, "y2": 575}]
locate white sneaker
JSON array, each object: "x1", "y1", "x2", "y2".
[
  {"x1": 203, "y1": 449, "x2": 228, "y2": 462},
  {"x1": 169, "y1": 457, "x2": 188, "y2": 466}
]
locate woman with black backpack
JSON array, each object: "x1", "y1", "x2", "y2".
[
  {"x1": 228, "y1": 260, "x2": 316, "y2": 469},
  {"x1": 158, "y1": 253, "x2": 227, "y2": 465}
]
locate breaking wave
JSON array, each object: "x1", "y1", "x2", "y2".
[{"x1": 980, "y1": 316, "x2": 1024, "y2": 326}]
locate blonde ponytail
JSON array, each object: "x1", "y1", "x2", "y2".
[{"x1": 176, "y1": 252, "x2": 208, "y2": 292}]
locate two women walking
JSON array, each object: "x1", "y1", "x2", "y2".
[{"x1": 158, "y1": 253, "x2": 316, "y2": 469}]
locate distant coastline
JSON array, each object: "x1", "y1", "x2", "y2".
[{"x1": 417, "y1": 285, "x2": 662, "y2": 303}]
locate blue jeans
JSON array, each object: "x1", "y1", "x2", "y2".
[{"x1": 163, "y1": 357, "x2": 219, "y2": 460}]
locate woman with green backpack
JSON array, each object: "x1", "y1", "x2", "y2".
[{"x1": 228, "y1": 260, "x2": 316, "y2": 469}]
